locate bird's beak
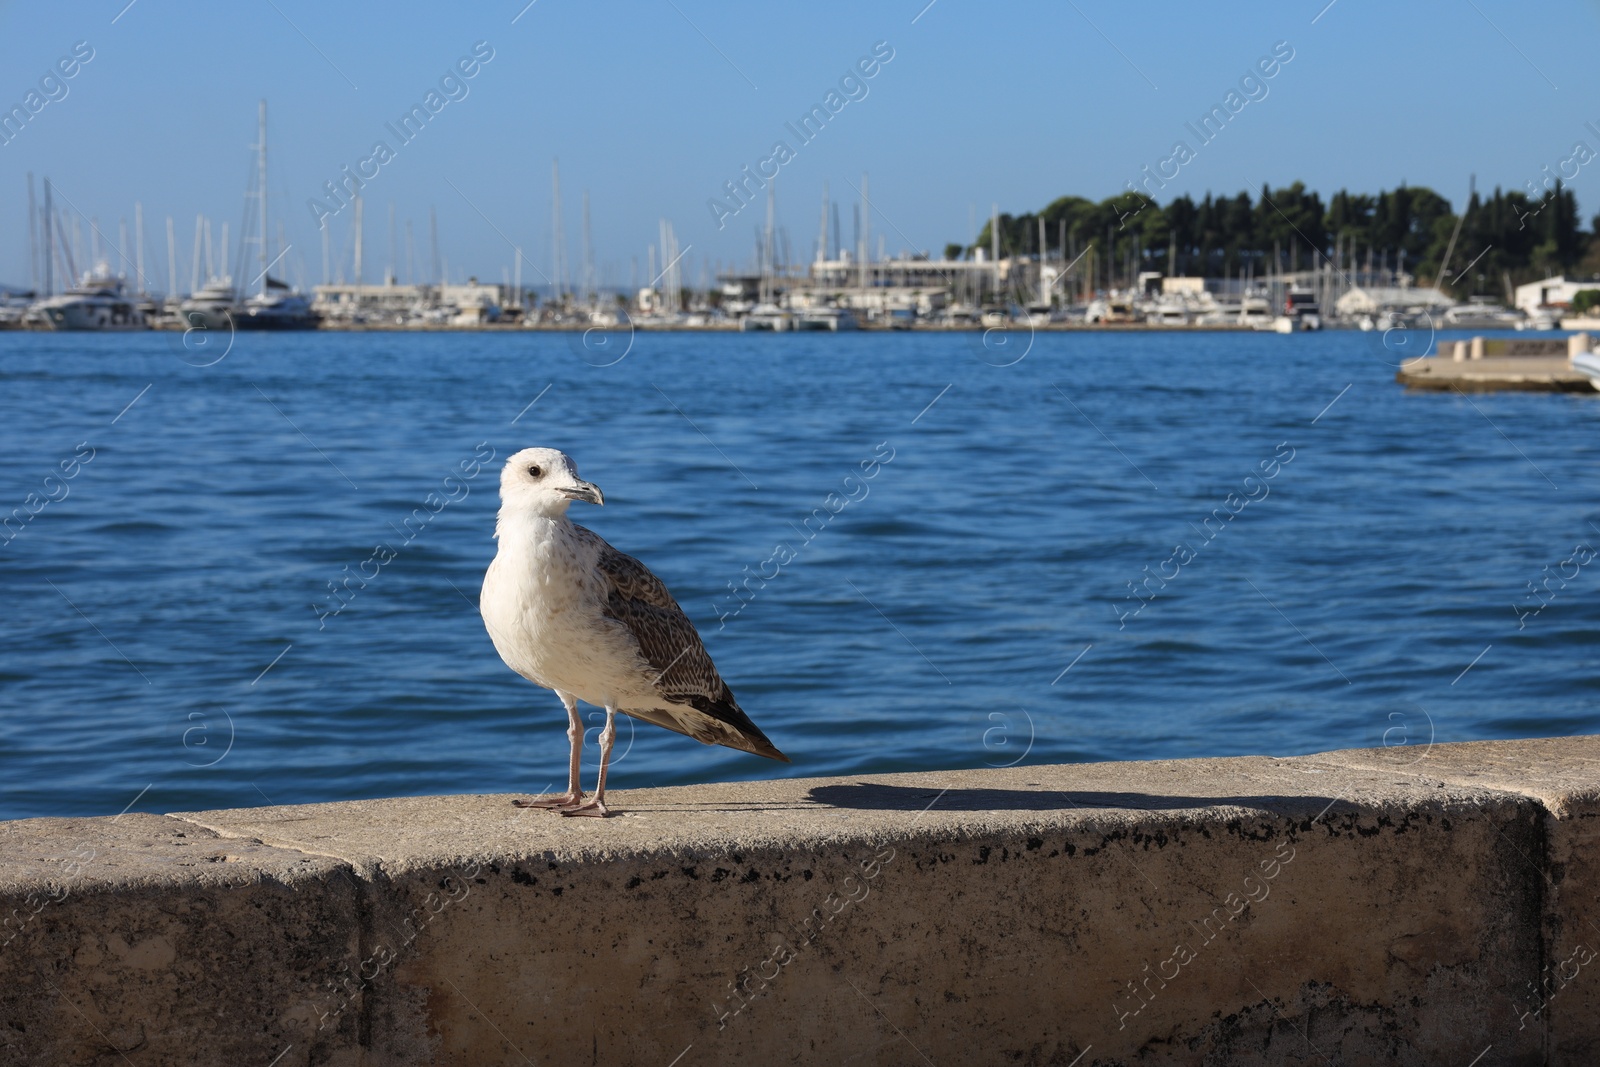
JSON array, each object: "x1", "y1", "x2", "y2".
[{"x1": 557, "y1": 480, "x2": 605, "y2": 506}]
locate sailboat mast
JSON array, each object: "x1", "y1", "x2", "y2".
[
  {"x1": 581, "y1": 190, "x2": 593, "y2": 306},
  {"x1": 990, "y1": 203, "x2": 1000, "y2": 300},
  {"x1": 257, "y1": 99, "x2": 268, "y2": 298},
  {"x1": 1038, "y1": 216, "x2": 1047, "y2": 305},
  {"x1": 817, "y1": 182, "x2": 828, "y2": 266},
  {"x1": 405, "y1": 219, "x2": 416, "y2": 285},
  {"x1": 429, "y1": 206, "x2": 441, "y2": 286},
  {"x1": 551, "y1": 158, "x2": 565, "y2": 305},
  {"x1": 41, "y1": 178, "x2": 52, "y2": 295},
  {"x1": 26, "y1": 174, "x2": 38, "y2": 293},
  {"x1": 135, "y1": 202, "x2": 146, "y2": 296},
  {"x1": 191, "y1": 214, "x2": 203, "y2": 293},
  {"x1": 353, "y1": 195, "x2": 364, "y2": 285},
  {"x1": 764, "y1": 183, "x2": 775, "y2": 305},
  {"x1": 859, "y1": 172, "x2": 869, "y2": 293},
  {"x1": 166, "y1": 216, "x2": 177, "y2": 297},
  {"x1": 277, "y1": 221, "x2": 289, "y2": 288}
]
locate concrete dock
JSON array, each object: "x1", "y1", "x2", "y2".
[
  {"x1": 1397, "y1": 354, "x2": 1594, "y2": 391},
  {"x1": 2, "y1": 734, "x2": 1598, "y2": 1065},
  {"x1": 1397, "y1": 333, "x2": 1599, "y2": 392}
]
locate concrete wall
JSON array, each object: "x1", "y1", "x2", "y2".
[{"x1": 2, "y1": 735, "x2": 1596, "y2": 1066}]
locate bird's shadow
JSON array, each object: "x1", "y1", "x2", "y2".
[{"x1": 806, "y1": 782, "x2": 1343, "y2": 816}]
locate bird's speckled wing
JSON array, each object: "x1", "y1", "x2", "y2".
[
  {"x1": 576, "y1": 525, "x2": 788, "y2": 761},
  {"x1": 593, "y1": 543, "x2": 721, "y2": 702}
]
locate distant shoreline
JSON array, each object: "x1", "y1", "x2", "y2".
[{"x1": 2, "y1": 320, "x2": 1271, "y2": 335}]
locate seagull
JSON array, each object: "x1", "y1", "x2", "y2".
[{"x1": 480, "y1": 447, "x2": 789, "y2": 817}]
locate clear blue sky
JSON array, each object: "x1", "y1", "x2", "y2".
[{"x1": 2, "y1": 0, "x2": 1597, "y2": 292}]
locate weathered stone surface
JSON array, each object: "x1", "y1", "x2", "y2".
[
  {"x1": 0, "y1": 738, "x2": 1591, "y2": 1065},
  {"x1": 175, "y1": 751, "x2": 1549, "y2": 1065},
  {"x1": 0, "y1": 812, "x2": 362, "y2": 1066},
  {"x1": 1307, "y1": 735, "x2": 1600, "y2": 1064},
  {"x1": 1396, "y1": 354, "x2": 1594, "y2": 392}
]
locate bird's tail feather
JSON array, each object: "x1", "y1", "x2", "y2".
[{"x1": 621, "y1": 700, "x2": 790, "y2": 763}]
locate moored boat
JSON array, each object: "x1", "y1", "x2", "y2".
[
  {"x1": 35, "y1": 268, "x2": 146, "y2": 331},
  {"x1": 1570, "y1": 350, "x2": 1600, "y2": 390},
  {"x1": 178, "y1": 279, "x2": 237, "y2": 332},
  {"x1": 237, "y1": 280, "x2": 318, "y2": 330}
]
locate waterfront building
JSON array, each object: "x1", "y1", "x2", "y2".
[{"x1": 1512, "y1": 275, "x2": 1600, "y2": 312}]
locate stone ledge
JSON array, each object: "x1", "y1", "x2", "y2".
[{"x1": 1, "y1": 736, "x2": 1596, "y2": 1065}]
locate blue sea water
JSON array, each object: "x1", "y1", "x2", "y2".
[{"x1": 1, "y1": 326, "x2": 1596, "y2": 820}]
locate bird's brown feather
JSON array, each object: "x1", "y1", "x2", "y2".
[{"x1": 580, "y1": 527, "x2": 789, "y2": 762}]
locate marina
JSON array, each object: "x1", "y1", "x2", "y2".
[
  {"x1": 7, "y1": 111, "x2": 1595, "y2": 341},
  {"x1": 9, "y1": 259, "x2": 1582, "y2": 337}
]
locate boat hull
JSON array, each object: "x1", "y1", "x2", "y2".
[
  {"x1": 235, "y1": 311, "x2": 319, "y2": 331},
  {"x1": 177, "y1": 306, "x2": 235, "y2": 332},
  {"x1": 1570, "y1": 352, "x2": 1600, "y2": 390},
  {"x1": 39, "y1": 298, "x2": 145, "y2": 331}
]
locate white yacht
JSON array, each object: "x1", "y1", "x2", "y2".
[
  {"x1": 1442, "y1": 301, "x2": 1522, "y2": 330},
  {"x1": 1239, "y1": 290, "x2": 1276, "y2": 329},
  {"x1": 1516, "y1": 307, "x2": 1561, "y2": 331},
  {"x1": 178, "y1": 279, "x2": 237, "y2": 332},
  {"x1": 740, "y1": 303, "x2": 792, "y2": 331},
  {"x1": 1145, "y1": 296, "x2": 1191, "y2": 327},
  {"x1": 795, "y1": 307, "x2": 858, "y2": 331},
  {"x1": 1571, "y1": 350, "x2": 1600, "y2": 390},
  {"x1": 941, "y1": 303, "x2": 980, "y2": 327},
  {"x1": 1085, "y1": 296, "x2": 1136, "y2": 324},
  {"x1": 1197, "y1": 297, "x2": 1242, "y2": 326},
  {"x1": 35, "y1": 267, "x2": 146, "y2": 331},
  {"x1": 0, "y1": 289, "x2": 35, "y2": 328}
]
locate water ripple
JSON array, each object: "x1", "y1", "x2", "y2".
[{"x1": 0, "y1": 329, "x2": 1596, "y2": 817}]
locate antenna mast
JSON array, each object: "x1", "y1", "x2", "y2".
[
  {"x1": 257, "y1": 100, "x2": 268, "y2": 296},
  {"x1": 551, "y1": 158, "x2": 566, "y2": 305}
]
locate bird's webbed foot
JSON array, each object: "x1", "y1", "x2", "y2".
[
  {"x1": 558, "y1": 798, "x2": 610, "y2": 818},
  {"x1": 514, "y1": 791, "x2": 584, "y2": 810}
]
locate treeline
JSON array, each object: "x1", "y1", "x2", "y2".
[{"x1": 958, "y1": 182, "x2": 1596, "y2": 296}]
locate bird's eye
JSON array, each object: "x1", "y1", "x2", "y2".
[{"x1": 527, "y1": 465, "x2": 542, "y2": 478}]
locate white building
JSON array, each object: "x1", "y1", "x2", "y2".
[
  {"x1": 312, "y1": 280, "x2": 429, "y2": 322},
  {"x1": 439, "y1": 280, "x2": 503, "y2": 326},
  {"x1": 1334, "y1": 286, "x2": 1455, "y2": 317},
  {"x1": 1513, "y1": 275, "x2": 1600, "y2": 312},
  {"x1": 805, "y1": 252, "x2": 1018, "y2": 295}
]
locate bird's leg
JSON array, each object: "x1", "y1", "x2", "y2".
[
  {"x1": 562, "y1": 705, "x2": 616, "y2": 818},
  {"x1": 513, "y1": 693, "x2": 586, "y2": 809}
]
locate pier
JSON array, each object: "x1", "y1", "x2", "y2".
[
  {"x1": 3, "y1": 734, "x2": 1596, "y2": 1065},
  {"x1": 1397, "y1": 333, "x2": 1599, "y2": 392}
]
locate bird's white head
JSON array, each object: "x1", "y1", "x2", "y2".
[{"x1": 498, "y1": 447, "x2": 605, "y2": 522}]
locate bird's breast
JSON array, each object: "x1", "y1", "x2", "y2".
[{"x1": 481, "y1": 526, "x2": 612, "y2": 691}]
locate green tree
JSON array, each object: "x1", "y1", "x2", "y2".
[
  {"x1": 954, "y1": 180, "x2": 1594, "y2": 286},
  {"x1": 1255, "y1": 182, "x2": 1327, "y2": 272},
  {"x1": 1164, "y1": 194, "x2": 1198, "y2": 274}
]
